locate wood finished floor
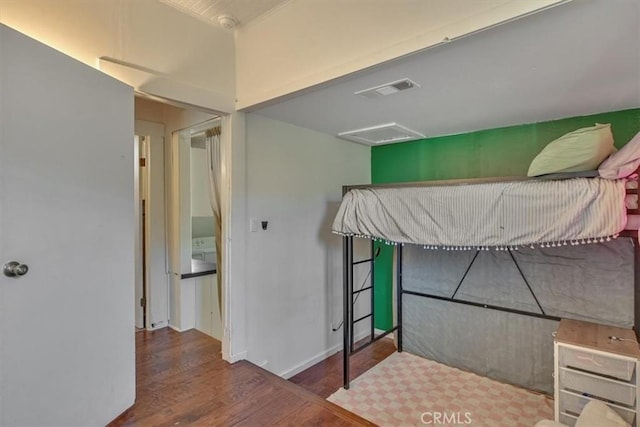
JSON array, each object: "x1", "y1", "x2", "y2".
[
  {"x1": 108, "y1": 328, "x2": 393, "y2": 426},
  {"x1": 289, "y1": 337, "x2": 397, "y2": 398}
]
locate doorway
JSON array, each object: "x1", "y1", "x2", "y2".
[
  {"x1": 134, "y1": 97, "x2": 224, "y2": 341},
  {"x1": 135, "y1": 120, "x2": 168, "y2": 330},
  {"x1": 169, "y1": 119, "x2": 223, "y2": 340},
  {"x1": 189, "y1": 121, "x2": 223, "y2": 339}
]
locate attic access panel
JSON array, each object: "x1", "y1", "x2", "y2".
[{"x1": 338, "y1": 123, "x2": 425, "y2": 146}]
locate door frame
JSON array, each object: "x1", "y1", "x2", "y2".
[
  {"x1": 135, "y1": 120, "x2": 168, "y2": 330},
  {"x1": 134, "y1": 93, "x2": 244, "y2": 363},
  {"x1": 134, "y1": 135, "x2": 144, "y2": 328}
]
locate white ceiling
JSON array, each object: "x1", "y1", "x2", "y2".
[
  {"x1": 158, "y1": 0, "x2": 290, "y2": 28},
  {"x1": 251, "y1": 0, "x2": 640, "y2": 144}
]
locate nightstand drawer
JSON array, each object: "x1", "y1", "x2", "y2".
[
  {"x1": 559, "y1": 346, "x2": 635, "y2": 381},
  {"x1": 559, "y1": 412, "x2": 578, "y2": 427},
  {"x1": 559, "y1": 367, "x2": 636, "y2": 407},
  {"x1": 560, "y1": 390, "x2": 636, "y2": 425}
]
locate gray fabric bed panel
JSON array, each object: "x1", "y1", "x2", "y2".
[
  {"x1": 402, "y1": 238, "x2": 634, "y2": 393},
  {"x1": 404, "y1": 296, "x2": 558, "y2": 394}
]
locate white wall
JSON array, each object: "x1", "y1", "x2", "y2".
[
  {"x1": 244, "y1": 114, "x2": 370, "y2": 377},
  {"x1": 235, "y1": 0, "x2": 565, "y2": 109},
  {"x1": 0, "y1": 0, "x2": 235, "y2": 112}
]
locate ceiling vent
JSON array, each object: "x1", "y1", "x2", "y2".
[
  {"x1": 338, "y1": 123, "x2": 425, "y2": 146},
  {"x1": 354, "y1": 78, "x2": 420, "y2": 99}
]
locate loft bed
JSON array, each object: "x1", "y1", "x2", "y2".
[
  {"x1": 336, "y1": 174, "x2": 640, "y2": 390},
  {"x1": 333, "y1": 128, "x2": 640, "y2": 391}
]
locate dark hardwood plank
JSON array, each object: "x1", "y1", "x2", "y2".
[
  {"x1": 289, "y1": 337, "x2": 397, "y2": 398},
  {"x1": 275, "y1": 401, "x2": 362, "y2": 426},
  {"x1": 108, "y1": 328, "x2": 373, "y2": 426}
]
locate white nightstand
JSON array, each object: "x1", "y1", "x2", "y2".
[{"x1": 554, "y1": 319, "x2": 640, "y2": 427}]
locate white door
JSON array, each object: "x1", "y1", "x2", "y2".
[{"x1": 0, "y1": 25, "x2": 135, "y2": 426}]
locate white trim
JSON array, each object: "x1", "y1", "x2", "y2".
[
  {"x1": 133, "y1": 136, "x2": 142, "y2": 329},
  {"x1": 228, "y1": 350, "x2": 248, "y2": 364},
  {"x1": 146, "y1": 320, "x2": 167, "y2": 331},
  {"x1": 187, "y1": 117, "x2": 221, "y2": 137},
  {"x1": 220, "y1": 114, "x2": 233, "y2": 362},
  {"x1": 168, "y1": 324, "x2": 191, "y2": 333},
  {"x1": 220, "y1": 112, "x2": 248, "y2": 364},
  {"x1": 278, "y1": 330, "x2": 371, "y2": 379}
]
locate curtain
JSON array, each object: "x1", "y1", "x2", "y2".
[{"x1": 205, "y1": 127, "x2": 222, "y2": 317}]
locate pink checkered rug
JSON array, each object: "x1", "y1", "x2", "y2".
[{"x1": 328, "y1": 351, "x2": 553, "y2": 426}]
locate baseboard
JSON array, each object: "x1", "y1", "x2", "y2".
[
  {"x1": 278, "y1": 330, "x2": 370, "y2": 379},
  {"x1": 228, "y1": 350, "x2": 247, "y2": 363},
  {"x1": 168, "y1": 324, "x2": 190, "y2": 333},
  {"x1": 375, "y1": 328, "x2": 395, "y2": 338},
  {"x1": 148, "y1": 320, "x2": 168, "y2": 330}
]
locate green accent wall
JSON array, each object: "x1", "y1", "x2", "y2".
[{"x1": 371, "y1": 108, "x2": 640, "y2": 330}]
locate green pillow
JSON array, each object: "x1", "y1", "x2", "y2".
[{"x1": 527, "y1": 123, "x2": 614, "y2": 177}]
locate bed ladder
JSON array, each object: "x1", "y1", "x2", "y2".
[{"x1": 343, "y1": 237, "x2": 401, "y2": 389}]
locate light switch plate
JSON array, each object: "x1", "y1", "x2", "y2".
[{"x1": 249, "y1": 218, "x2": 259, "y2": 232}]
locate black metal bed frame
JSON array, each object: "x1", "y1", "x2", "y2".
[
  {"x1": 342, "y1": 238, "x2": 400, "y2": 389},
  {"x1": 341, "y1": 179, "x2": 640, "y2": 390}
]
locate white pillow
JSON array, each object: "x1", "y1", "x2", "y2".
[
  {"x1": 575, "y1": 400, "x2": 630, "y2": 427},
  {"x1": 599, "y1": 130, "x2": 640, "y2": 179},
  {"x1": 528, "y1": 123, "x2": 614, "y2": 177}
]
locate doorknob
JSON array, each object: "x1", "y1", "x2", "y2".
[{"x1": 3, "y1": 261, "x2": 29, "y2": 278}]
